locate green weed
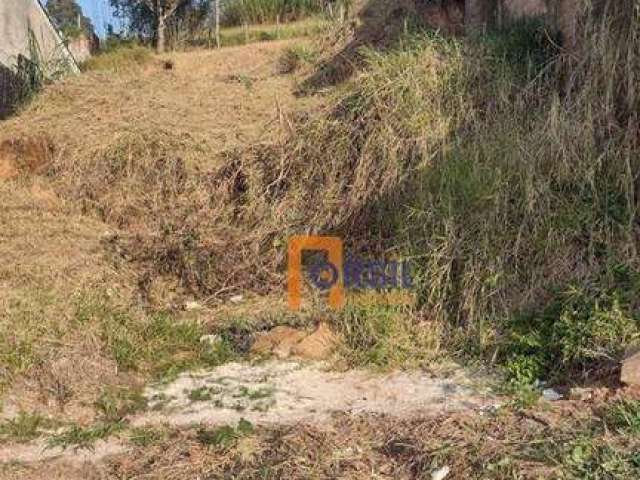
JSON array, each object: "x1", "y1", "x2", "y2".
[
  {"x1": 74, "y1": 293, "x2": 236, "y2": 381},
  {"x1": 278, "y1": 44, "x2": 319, "y2": 73},
  {"x1": 127, "y1": 426, "x2": 168, "y2": 447},
  {"x1": 0, "y1": 413, "x2": 51, "y2": 443},
  {"x1": 563, "y1": 438, "x2": 640, "y2": 480},
  {"x1": 196, "y1": 418, "x2": 254, "y2": 449},
  {"x1": 95, "y1": 386, "x2": 147, "y2": 422},
  {"x1": 335, "y1": 303, "x2": 439, "y2": 369},
  {"x1": 604, "y1": 399, "x2": 640, "y2": 435},
  {"x1": 501, "y1": 285, "x2": 639, "y2": 384},
  {"x1": 46, "y1": 422, "x2": 125, "y2": 452}
]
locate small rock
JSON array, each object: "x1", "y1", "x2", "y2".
[
  {"x1": 479, "y1": 403, "x2": 501, "y2": 415},
  {"x1": 431, "y1": 466, "x2": 450, "y2": 480},
  {"x1": 250, "y1": 323, "x2": 340, "y2": 360},
  {"x1": 230, "y1": 295, "x2": 244, "y2": 304},
  {"x1": 184, "y1": 300, "x2": 202, "y2": 311},
  {"x1": 621, "y1": 351, "x2": 640, "y2": 386},
  {"x1": 542, "y1": 388, "x2": 563, "y2": 402},
  {"x1": 251, "y1": 326, "x2": 307, "y2": 359},
  {"x1": 568, "y1": 387, "x2": 592, "y2": 401},
  {"x1": 199, "y1": 334, "x2": 220, "y2": 346},
  {"x1": 292, "y1": 323, "x2": 339, "y2": 360}
]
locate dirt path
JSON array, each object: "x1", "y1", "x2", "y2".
[
  {"x1": 137, "y1": 360, "x2": 495, "y2": 427},
  {"x1": 0, "y1": 360, "x2": 495, "y2": 470}
]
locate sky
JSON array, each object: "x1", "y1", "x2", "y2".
[{"x1": 76, "y1": 0, "x2": 123, "y2": 37}]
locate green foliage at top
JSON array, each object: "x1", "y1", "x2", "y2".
[{"x1": 46, "y1": 0, "x2": 95, "y2": 38}]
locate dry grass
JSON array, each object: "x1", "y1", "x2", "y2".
[
  {"x1": 7, "y1": 390, "x2": 640, "y2": 479},
  {"x1": 0, "y1": 177, "x2": 134, "y2": 421},
  {"x1": 0, "y1": 39, "x2": 323, "y2": 423}
]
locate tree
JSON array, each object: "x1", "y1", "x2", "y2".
[
  {"x1": 46, "y1": 0, "x2": 95, "y2": 38},
  {"x1": 111, "y1": 0, "x2": 209, "y2": 52},
  {"x1": 150, "y1": 0, "x2": 189, "y2": 52}
]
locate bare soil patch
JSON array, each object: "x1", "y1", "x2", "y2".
[{"x1": 136, "y1": 361, "x2": 494, "y2": 428}]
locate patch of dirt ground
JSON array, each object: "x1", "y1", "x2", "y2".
[
  {"x1": 0, "y1": 360, "x2": 495, "y2": 475},
  {"x1": 137, "y1": 360, "x2": 495, "y2": 428}
]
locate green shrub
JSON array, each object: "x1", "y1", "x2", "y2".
[{"x1": 502, "y1": 284, "x2": 639, "y2": 384}]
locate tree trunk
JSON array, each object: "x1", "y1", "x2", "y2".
[
  {"x1": 215, "y1": 0, "x2": 220, "y2": 48},
  {"x1": 157, "y1": 15, "x2": 166, "y2": 53}
]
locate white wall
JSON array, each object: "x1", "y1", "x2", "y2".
[{"x1": 0, "y1": 0, "x2": 78, "y2": 72}]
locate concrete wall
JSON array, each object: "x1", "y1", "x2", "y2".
[
  {"x1": 0, "y1": 0, "x2": 78, "y2": 72},
  {"x1": 68, "y1": 33, "x2": 99, "y2": 63}
]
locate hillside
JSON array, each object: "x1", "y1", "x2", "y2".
[{"x1": 1, "y1": 1, "x2": 640, "y2": 478}]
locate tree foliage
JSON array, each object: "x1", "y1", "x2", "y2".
[
  {"x1": 46, "y1": 0, "x2": 95, "y2": 38},
  {"x1": 110, "y1": 0, "x2": 210, "y2": 40}
]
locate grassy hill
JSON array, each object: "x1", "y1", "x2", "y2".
[{"x1": 0, "y1": 0, "x2": 639, "y2": 478}]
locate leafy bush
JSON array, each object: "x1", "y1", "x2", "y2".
[{"x1": 502, "y1": 284, "x2": 639, "y2": 384}]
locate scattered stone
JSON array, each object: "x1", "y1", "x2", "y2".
[
  {"x1": 200, "y1": 334, "x2": 220, "y2": 346},
  {"x1": 568, "y1": 387, "x2": 592, "y2": 401},
  {"x1": 431, "y1": 466, "x2": 450, "y2": 480},
  {"x1": 230, "y1": 295, "x2": 244, "y2": 304},
  {"x1": 542, "y1": 388, "x2": 563, "y2": 402},
  {"x1": 251, "y1": 326, "x2": 307, "y2": 359},
  {"x1": 479, "y1": 403, "x2": 501, "y2": 415},
  {"x1": 292, "y1": 323, "x2": 339, "y2": 360},
  {"x1": 251, "y1": 323, "x2": 340, "y2": 360},
  {"x1": 621, "y1": 351, "x2": 640, "y2": 386},
  {"x1": 184, "y1": 300, "x2": 203, "y2": 311}
]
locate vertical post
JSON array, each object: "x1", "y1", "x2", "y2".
[
  {"x1": 156, "y1": 0, "x2": 166, "y2": 53},
  {"x1": 244, "y1": 22, "x2": 249, "y2": 44},
  {"x1": 215, "y1": 0, "x2": 221, "y2": 48},
  {"x1": 276, "y1": 14, "x2": 280, "y2": 39}
]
